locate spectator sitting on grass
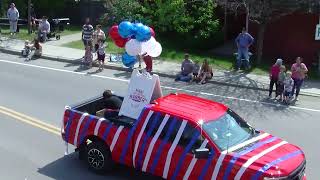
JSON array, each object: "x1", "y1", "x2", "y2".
[
  {"x1": 25, "y1": 38, "x2": 42, "y2": 61},
  {"x1": 198, "y1": 59, "x2": 213, "y2": 84},
  {"x1": 38, "y1": 16, "x2": 50, "y2": 42},
  {"x1": 175, "y1": 53, "x2": 194, "y2": 82}
]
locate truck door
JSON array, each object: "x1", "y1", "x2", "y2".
[{"x1": 133, "y1": 113, "x2": 217, "y2": 179}]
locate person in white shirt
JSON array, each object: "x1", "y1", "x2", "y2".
[
  {"x1": 38, "y1": 16, "x2": 51, "y2": 42},
  {"x1": 7, "y1": 3, "x2": 19, "y2": 36}
]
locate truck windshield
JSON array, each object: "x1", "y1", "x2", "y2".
[{"x1": 202, "y1": 109, "x2": 256, "y2": 151}]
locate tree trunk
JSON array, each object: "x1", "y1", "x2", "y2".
[
  {"x1": 28, "y1": 0, "x2": 31, "y2": 34},
  {"x1": 223, "y1": 0, "x2": 228, "y2": 42},
  {"x1": 256, "y1": 23, "x2": 266, "y2": 65}
]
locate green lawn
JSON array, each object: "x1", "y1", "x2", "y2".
[
  {"x1": 63, "y1": 37, "x2": 269, "y2": 76},
  {"x1": 0, "y1": 25, "x2": 81, "y2": 41},
  {"x1": 63, "y1": 38, "x2": 124, "y2": 54}
]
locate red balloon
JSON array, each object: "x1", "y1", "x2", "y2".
[
  {"x1": 114, "y1": 37, "x2": 129, "y2": 48},
  {"x1": 149, "y1": 27, "x2": 155, "y2": 37},
  {"x1": 109, "y1": 25, "x2": 121, "y2": 40}
]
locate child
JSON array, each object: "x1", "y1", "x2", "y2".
[
  {"x1": 24, "y1": 39, "x2": 42, "y2": 61},
  {"x1": 193, "y1": 60, "x2": 200, "y2": 82},
  {"x1": 97, "y1": 39, "x2": 106, "y2": 71},
  {"x1": 276, "y1": 65, "x2": 286, "y2": 101},
  {"x1": 283, "y1": 71, "x2": 294, "y2": 104},
  {"x1": 83, "y1": 45, "x2": 93, "y2": 68},
  {"x1": 21, "y1": 40, "x2": 31, "y2": 58}
]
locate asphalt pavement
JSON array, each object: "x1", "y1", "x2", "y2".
[
  {"x1": 0, "y1": 109, "x2": 159, "y2": 180},
  {"x1": 0, "y1": 52, "x2": 319, "y2": 179}
]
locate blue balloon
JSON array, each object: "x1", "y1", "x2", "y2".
[
  {"x1": 122, "y1": 53, "x2": 137, "y2": 68},
  {"x1": 136, "y1": 25, "x2": 151, "y2": 42},
  {"x1": 118, "y1": 21, "x2": 134, "y2": 38}
]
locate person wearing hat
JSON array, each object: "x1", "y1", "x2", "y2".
[
  {"x1": 269, "y1": 58, "x2": 283, "y2": 98},
  {"x1": 7, "y1": 3, "x2": 19, "y2": 36}
]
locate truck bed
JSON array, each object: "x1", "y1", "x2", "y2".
[
  {"x1": 71, "y1": 95, "x2": 135, "y2": 128},
  {"x1": 62, "y1": 95, "x2": 137, "y2": 166}
]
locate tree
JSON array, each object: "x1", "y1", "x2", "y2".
[
  {"x1": 217, "y1": 0, "x2": 317, "y2": 64},
  {"x1": 103, "y1": 0, "x2": 220, "y2": 39}
]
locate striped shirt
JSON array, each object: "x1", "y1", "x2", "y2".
[{"x1": 82, "y1": 24, "x2": 94, "y2": 41}]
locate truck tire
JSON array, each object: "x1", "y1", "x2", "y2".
[{"x1": 86, "y1": 141, "x2": 114, "y2": 174}]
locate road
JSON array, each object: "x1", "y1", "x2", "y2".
[{"x1": 0, "y1": 52, "x2": 319, "y2": 179}]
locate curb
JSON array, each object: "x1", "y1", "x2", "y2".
[{"x1": 1, "y1": 47, "x2": 319, "y2": 97}]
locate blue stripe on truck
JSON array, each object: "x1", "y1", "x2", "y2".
[{"x1": 119, "y1": 108, "x2": 147, "y2": 164}]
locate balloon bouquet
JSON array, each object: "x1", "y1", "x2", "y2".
[{"x1": 109, "y1": 21, "x2": 162, "y2": 68}]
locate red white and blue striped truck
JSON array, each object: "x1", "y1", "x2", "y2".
[{"x1": 61, "y1": 92, "x2": 306, "y2": 180}]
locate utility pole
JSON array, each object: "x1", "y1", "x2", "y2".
[
  {"x1": 246, "y1": 4, "x2": 249, "y2": 31},
  {"x1": 28, "y1": 0, "x2": 31, "y2": 34}
]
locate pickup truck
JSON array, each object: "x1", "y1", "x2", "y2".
[{"x1": 61, "y1": 93, "x2": 306, "y2": 180}]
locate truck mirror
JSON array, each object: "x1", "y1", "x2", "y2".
[{"x1": 194, "y1": 148, "x2": 209, "y2": 159}]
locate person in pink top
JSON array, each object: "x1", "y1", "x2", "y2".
[
  {"x1": 269, "y1": 58, "x2": 282, "y2": 98},
  {"x1": 290, "y1": 57, "x2": 308, "y2": 100}
]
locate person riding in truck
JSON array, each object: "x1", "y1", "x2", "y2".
[{"x1": 103, "y1": 90, "x2": 123, "y2": 118}]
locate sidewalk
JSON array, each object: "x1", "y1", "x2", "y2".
[{"x1": 1, "y1": 36, "x2": 320, "y2": 97}]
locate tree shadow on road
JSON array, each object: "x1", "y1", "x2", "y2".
[
  {"x1": 64, "y1": 59, "x2": 82, "y2": 68},
  {"x1": 38, "y1": 153, "x2": 162, "y2": 180},
  {"x1": 113, "y1": 71, "x2": 132, "y2": 79}
]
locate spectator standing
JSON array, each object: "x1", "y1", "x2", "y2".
[
  {"x1": 83, "y1": 45, "x2": 93, "y2": 68},
  {"x1": 82, "y1": 18, "x2": 94, "y2": 50},
  {"x1": 290, "y1": 57, "x2": 308, "y2": 100},
  {"x1": 175, "y1": 53, "x2": 194, "y2": 82},
  {"x1": 235, "y1": 27, "x2": 254, "y2": 70},
  {"x1": 283, "y1": 72, "x2": 294, "y2": 104},
  {"x1": 198, "y1": 59, "x2": 213, "y2": 84},
  {"x1": 97, "y1": 39, "x2": 106, "y2": 71},
  {"x1": 268, "y1": 58, "x2": 282, "y2": 98},
  {"x1": 38, "y1": 16, "x2": 50, "y2": 42},
  {"x1": 7, "y1": 3, "x2": 19, "y2": 36},
  {"x1": 277, "y1": 65, "x2": 286, "y2": 101},
  {"x1": 141, "y1": 53, "x2": 153, "y2": 73},
  {"x1": 93, "y1": 25, "x2": 106, "y2": 53}
]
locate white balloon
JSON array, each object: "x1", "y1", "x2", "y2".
[
  {"x1": 141, "y1": 37, "x2": 156, "y2": 54},
  {"x1": 147, "y1": 41, "x2": 162, "y2": 57},
  {"x1": 125, "y1": 39, "x2": 142, "y2": 56}
]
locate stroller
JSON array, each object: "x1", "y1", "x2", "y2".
[{"x1": 48, "y1": 18, "x2": 70, "y2": 40}]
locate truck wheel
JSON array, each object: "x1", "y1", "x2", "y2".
[{"x1": 86, "y1": 141, "x2": 113, "y2": 174}]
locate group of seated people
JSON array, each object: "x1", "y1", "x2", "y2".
[
  {"x1": 21, "y1": 16, "x2": 50, "y2": 60},
  {"x1": 175, "y1": 53, "x2": 213, "y2": 84}
]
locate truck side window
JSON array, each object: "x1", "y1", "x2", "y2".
[
  {"x1": 179, "y1": 123, "x2": 195, "y2": 147},
  {"x1": 158, "y1": 117, "x2": 182, "y2": 142},
  {"x1": 145, "y1": 112, "x2": 165, "y2": 137},
  {"x1": 178, "y1": 123, "x2": 209, "y2": 153}
]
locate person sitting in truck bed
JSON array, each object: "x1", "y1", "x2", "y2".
[{"x1": 103, "y1": 90, "x2": 123, "y2": 118}]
